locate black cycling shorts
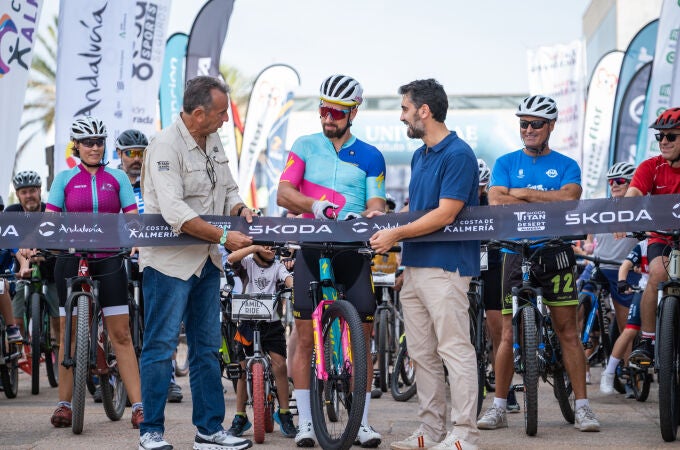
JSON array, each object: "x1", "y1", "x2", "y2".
[
  {"x1": 293, "y1": 248, "x2": 376, "y2": 323},
  {"x1": 480, "y1": 262, "x2": 502, "y2": 311},
  {"x1": 648, "y1": 242, "x2": 671, "y2": 263},
  {"x1": 55, "y1": 254, "x2": 128, "y2": 314},
  {"x1": 235, "y1": 320, "x2": 287, "y2": 359}
]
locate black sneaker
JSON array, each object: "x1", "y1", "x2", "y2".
[
  {"x1": 273, "y1": 409, "x2": 296, "y2": 438},
  {"x1": 506, "y1": 386, "x2": 520, "y2": 413},
  {"x1": 167, "y1": 382, "x2": 183, "y2": 403},
  {"x1": 629, "y1": 338, "x2": 654, "y2": 367},
  {"x1": 93, "y1": 385, "x2": 102, "y2": 403},
  {"x1": 227, "y1": 414, "x2": 252, "y2": 437}
]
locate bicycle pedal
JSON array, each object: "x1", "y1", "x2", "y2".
[{"x1": 225, "y1": 363, "x2": 243, "y2": 380}]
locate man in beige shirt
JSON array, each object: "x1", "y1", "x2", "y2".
[{"x1": 138, "y1": 76, "x2": 254, "y2": 450}]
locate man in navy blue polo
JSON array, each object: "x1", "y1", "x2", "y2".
[{"x1": 370, "y1": 79, "x2": 480, "y2": 450}]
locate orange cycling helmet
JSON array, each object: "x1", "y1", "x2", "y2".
[{"x1": 650, "y1": 107, "x2": 680, "y2": 130}]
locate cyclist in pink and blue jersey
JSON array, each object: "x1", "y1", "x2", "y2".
[
  {"x1": 277, "y1": 74, "x2": 386, "y2": 448},
  {"x1": 47, "y1": 116, "x2": 143, "y2": 430}
]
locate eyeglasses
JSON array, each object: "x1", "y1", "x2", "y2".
[
  {"x1": 122, "y1": 149, "x2": 144, "y2": 159},
  {"x1": 608, "y1": 177, "x2": 629, "y2": 186},
  {"x1": 319, "y1": 106, "x2": 351, "y2": 121},
  {"x1": 520, "y1": 120, "x2": 549, "y2": 130},
  {"x1": 655, "y1": 132, "x2": 680, "y2": 142},
  {"x1": 205, "y1": 155, "x2": 216, "y2": 190},
  {"x1": 79, "y1": 138, "x2": 105, "y2": 147}
]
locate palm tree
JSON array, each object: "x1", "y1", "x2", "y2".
[
  {"x1": 16, "y1": 15, "x2": 57, "y2": 173},
  {"x1": 220, "y1": 63, "x2": 253, "y2": 114}
]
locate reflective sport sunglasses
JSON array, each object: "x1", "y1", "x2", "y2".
[
  {"x1": 608, "y1": 177, "x2": 629, "y2": 186},
  {"x1": 79, "y1": 137, "x2": 105, "y2": 147},
  {"x1": 655, "y1": 132, "x2": 680, "y2": 143},
  {"x1": 319, "y1": 106, "x2": 351, "y2": 121},
  {"x1": 520, "y1": 119, "x2": 549, "y2": 130},
  {"x1": 122, "y1": 149, "x2": 144, "y2": 158}
]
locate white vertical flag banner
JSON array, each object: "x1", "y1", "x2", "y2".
[
  {"x1": 527, "y1": 40, "x2": 587, "y2": 165},
  {"x1": 643, "y1": 0, "x2": 680, "y2": 159},
  {"x1": 671, "y1": 33, "x2": 680, "y2": 106},
  {"x1": 581, "y1": 51, "x2": 624, "y2": 199},
  {"x1": 0, "y1": 0, "x2": 44, "y2": 199},
  {"x1": 55, "y1": 0, "x2": 136, "y2": 173}
]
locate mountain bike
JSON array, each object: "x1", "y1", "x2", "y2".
[
  {"x1": 576, "y1": 254, "x2": 618, "y2": 372},
  {"x1": 230, "y1": 287, "x2": 292, "y2": 444},
  {"x1": 390, "y1": 333, "x2": 416, "y2": 402},
  {"x1": 468, "y1": 277, "x2": 490, "y2": 416},
  {"x1": 61, "y1": 250, "x2": 128, "y2": 434},
  {"x1": 372, "y1": 268, "x2": 402, "y2": 393},
  {"x1": 15, "y1": 251, "x2": 59, "y2": 394},
  {"x1": 0, "y1": 275, "x2": 20, "y2": 398},
  {"x1": 123, "y1": 256, "x2": 143, "y2": 365},
  {"x1": 487, "y1": 237, "x2": 580, "y2": 436},
  {"x1": 219, "y1": 281, "x2": 242, "y2": 393}
]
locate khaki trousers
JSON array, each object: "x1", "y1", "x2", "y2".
[{"x1": 400, "y1": 267, "x2": 480, "y2": 443}]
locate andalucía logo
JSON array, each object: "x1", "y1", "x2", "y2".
[
  {"x1": 673, "y1": 203, "x2": 680, "y2": 219},
  {"x1": 352, "y1": 222, "x2": 369, "y2": 234},
  {"x1": 0, "y1": 1, "x2": 39, "y2": 78},
  {"x1": 38, "y1": 222, "x2": 55, "y2": 237}
]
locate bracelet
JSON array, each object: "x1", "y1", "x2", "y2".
[
  {"x1": 236, "y1": 205, "x2": 248, "y2": 217},
  {"x1": 219, "y1": 227, "x2": 229, "y2": 245}
]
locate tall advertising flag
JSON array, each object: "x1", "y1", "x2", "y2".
[
  {"x1": 184, "y1": 0, "x2": 234, "y2": 80},
  {"x1": 0, "y1": 0, "x2": 43, "y2": 199},
  {"x1": 264, "y1": 92, "x2": 295, "y2": 217},
  {"x1": 581, "y1": 51, "x2": 624, "y2": 199},
  {"x1": 527, "y1": 40, "x2": 587, "y2": 165},
  {"x1": 159, "y1": 32, "x2": 188, "y2": 129},
  {"x1": 609, "y1": 20, "x2": 658, "y2": 164},
  {"x1": 672, "y1": 35, "x2": 680, "y2": 106},
  {"x1": 639, "y1": 0, "x2": 680, "y2": 160},
  {"x1": 614, "y1": 62, "x2": 652, "y2": 165},
  {"x1": 238, "y1": 64, "x2": 300, "y2": 200},
  {"x1": 55, "y1": 0, "x2": 136, "y2": 173}
]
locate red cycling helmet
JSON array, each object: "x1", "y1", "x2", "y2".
[{"x1": 650, "y1": 107, "x2": 680, "y2": 130}]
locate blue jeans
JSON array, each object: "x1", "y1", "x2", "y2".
[{"x1": 140, "y1": 261, "x2": 223, "y2": 435}]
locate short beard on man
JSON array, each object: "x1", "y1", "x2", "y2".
[{"x1": 323, "y1": 122, "x2": 351, "y2": 139}]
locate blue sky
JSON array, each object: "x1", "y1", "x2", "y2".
[{"x1": 42, "y1": 0, "x2": 590, "y2": 96}]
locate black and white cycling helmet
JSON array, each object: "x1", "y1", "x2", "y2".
[
  {"x1": 606, "y1": 162, "x2": 636, "y2": 180},
  {"x1": 116, "y1": 129, "x2": 148, "y2": 150},
  {"x1": 70, "y1": 116, "x2": 107, "y2": 140},
  {"x1": 516, "y1": 95, "x2": 558, "y2": 121},
  {"x1": 478, "y1": 158, "x2": 491, "y2": 186},
  {"x1": 12, "y1": 170, "x2": 42, "y2": 190},
  {"x1": 320, "y1": 74, "x2": 363, "y2": 107}
]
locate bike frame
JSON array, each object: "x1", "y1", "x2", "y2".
[{"x1": 654, "y1": 232, "x2": 680, "y2": 369}]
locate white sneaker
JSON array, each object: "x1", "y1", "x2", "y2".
[
  {"x1": 599, "y1": 372, "x2": 615, "y2": 395},
  {"x1": 430, "y1": 431, "x2": 478, "y2": 450},
  {"x1": 295, "y1": 420, "x2": 316, "y2": 447},
  {"x1": 193, "y1": 429, "x2": 253, "y2": 449},
  {"x1": 476, "y1": 404, "x2": 507, "y2": 430},
  {"x1": 574, "y1": 405, "x2": 600, "y2": 432},
  {"x1": 390, "y1": 429, "x2": 439, "y2": 450},
  {"x1": 355, "y1": 424, "x2": 382, "y2": 448},
  {"x1": 139, "y1": 432, "x2": 173, "y2": 450}
]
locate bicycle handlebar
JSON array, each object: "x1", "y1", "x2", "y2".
[
  {"x1": 487, "y1": 235, "x2": 585, "y2": 254},
  {"x1": 579, "y1": 254, "x2": 622, "y2": 266},
  {"x1": 253, "y1": 241, "x2": 400, "y2": 257}
]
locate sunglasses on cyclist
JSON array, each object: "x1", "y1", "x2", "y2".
[
  {"x1": 519, "y1": 119, "x2": 549, "y2": 130},
  {"x1": 608, "y1": 177, "x2": 629, "y2": 186},
  {"x1": 79, "y1": 138, "x2": 105, "y2": 147},
  {"x1": 319, "y1": 106, "x2": 351, "y2": 121},
  {"x1": 122, "y1": 149, "x2": 144, "y2": 158},
  {"x1": 655, "y1": 132, "x2": 680, "y2": 143}
]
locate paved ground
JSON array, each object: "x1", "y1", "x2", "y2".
[{"x1": 0, "y1": 363, "x2": 676, "y2": 449}]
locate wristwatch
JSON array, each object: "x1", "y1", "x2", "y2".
[{"x1": 219, "y1": 227, "x2": 229, "y2": 245}]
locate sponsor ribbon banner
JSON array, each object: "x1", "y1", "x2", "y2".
[
  {"x1": 0, "y1": 0, "x2": 43, "y2": 200},
  {"x1": 527, "y1": 40, "x2": 587, "y2": 165},
  {"x1": 1, "y1": 195, "x2": 679, "y2": 249},
  {"x1": 581, "y1": 51, "x2": 624, "y2": 199},
  {"x1": 54, "y1": 0, "x2": 136, "y2": 172},
  {"x1": 159, "y1": 32, "x2": 188, "y2": 129}
]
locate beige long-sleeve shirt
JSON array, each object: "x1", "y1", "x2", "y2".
[{"x1": 139, "y1": 118, "x2": 243, "y2": 280}]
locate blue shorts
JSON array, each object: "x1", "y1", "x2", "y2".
[{"x1": 580, "y1": 267, "x2": 639, "y2": 309}]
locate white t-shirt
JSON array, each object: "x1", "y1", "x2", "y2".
[{"x1": 240, "y1": 255, "x2": 291, "y2": 295}]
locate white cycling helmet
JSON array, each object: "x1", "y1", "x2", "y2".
[
  {"x1": 320, "y1": 74, "x2": 363, "y2": 107},
  {"x1": 606, "y1": 161, "x2": 636, "y2": 180},
  {"x1": 516, "y1": 95, "x2": 558, "y2": 121},
  {"x1": 70, "y1": 116, "x2": 107, "y2": 140},
  {"x1": 478, "y1": 159, "x2": 491, "y2": 186}
]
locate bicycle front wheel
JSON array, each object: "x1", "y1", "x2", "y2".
[
  {"x1": 552, "y1": 366, "x2": 574, "y2": 423},
  {"x1": 43, "y1": 299, "x2": 59, "y2": 388},
  {"x1": 252, "y1": 361, "x2": 266, "y2": 444},
  {"x1": 390, "y1": 337, "x2": 416, "y2": 402},
  {"x1": 658, "y1": 295, "x2": 680, "y2": 442},
  {"x1": 310, "y1": 300, "x2": 367, "y2": 450},
  {"x1": 0, "y1": 323, "x2": 19, "y2": 398},
  {"x1": 72, "y1": 295, "x2": 90, "y2": 434},
  {"x1": 31, "y1": 293, "x2": 42, "y2": 395},
  {"x1": 100, "y1": 328, "x2": 127, "y2": 421},
  {"x1": 521, "y1": 307, "x2": 539, "y2": 436},
  {"x1": 377, "y1": 309, "x2": 391, "y2": 392}
]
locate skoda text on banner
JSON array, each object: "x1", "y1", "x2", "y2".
[
  {"x1": 0, "y1": 0, "x2": 44, "y2": 200},
  {"x1": 159, "y1": 32, "x2": 188, "y2": 129},
  {"x1": 527, "y1": 39, "x2": 587, "y2": 166},
  {"x1": 615, "y1": 62, "x2": 652, "y2": 165},
  {"x1": 640, "y1": 0, "x2": 680, "y2": 160},
  {"x1": 609, "y1": 19, "x2": 658, "y2": 165},
  {"x1": 581, "y1": 51, "x2": 624, "y2": 199},
  {"x1": 54, "y1": 1, "x2": 136, "y2": 172},
  {"x1": 184, "y1": 0, "x2": 234, "y2": 80},
  {"x1": 2, "y1": 195, "x2": 679, "y2": 249}
]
